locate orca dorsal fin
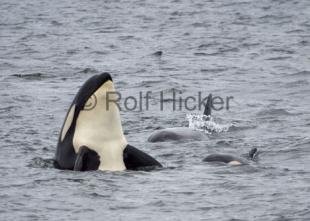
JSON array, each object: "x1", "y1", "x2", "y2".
[
  {"x1": 203, "y1": 94, "x2": 212, "y2": 117},
  {"x1": 249, "y1": 148, "x2": 258, "y2": 160}
]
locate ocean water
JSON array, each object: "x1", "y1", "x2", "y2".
[{"x1": 1, "y1": 0, "x2": 310, "y2": 220}]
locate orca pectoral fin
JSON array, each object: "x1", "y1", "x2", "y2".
[
  {"x1": 73, "y1": 146, "x2": 100, "y2": 171},
  {"x1": 123, "y1": 145, "x2": 162, "y2": 170}
]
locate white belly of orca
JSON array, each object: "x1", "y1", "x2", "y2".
[
  {"x1": 228, "y1": 160, "x2": 242, "y2": 166},
  {"x1": 97, "y1": 141, "x2": 127, "y2": 171}
]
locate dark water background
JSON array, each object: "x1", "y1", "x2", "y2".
[{"x1": 1, "y1": 0, "x2": 310, "y2": 220}]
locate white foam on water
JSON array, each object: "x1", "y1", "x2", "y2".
[{"x1": 186, "y1": 113, "x2": 231, "y2": 134}]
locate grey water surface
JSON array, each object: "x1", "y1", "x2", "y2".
[{"x1": 1, "y1": 0, "x2": 310, "y2": 220}]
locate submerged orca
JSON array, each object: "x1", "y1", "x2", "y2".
[
  {"x1": 54, "y1": 73, "x2": 162, "y2": 171},
  {"x1": 148, "y1": 94, "x2": 212, "y2": 142},
  {"x1": 203, "y1": 148, "x2": 259, "y2": 165}
]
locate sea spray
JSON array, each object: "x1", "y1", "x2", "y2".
[{"x1": 186, "y1": 113, "x2": 231, "y2": 134}]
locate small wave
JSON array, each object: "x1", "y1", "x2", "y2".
[
  {"x1": 118, "y1": 35, "x2": 136, "y2": 41},
  {"x1": 51, "y1": 20, "x2": 62, "y2": 26},
  {"x1": 0, "y1": 106, "x2": 18, "y2": 114},
  {"x1": 200, "y1": 68, "x2": 227, "y2": 73},
  {"x1": 266, "y1": 56, "x2": 291, "y2": 61},
  {"x1": 198, "y1": 42, "x2": 219, "y2": 49},
  {"x1": 256, "y1": 108, "x2": 296, "y2": 117},
  {"x1": 259, "y1": 14, "x2": 293, "y2": 21},
  {"x1": 77, "y1": 68, "x2": 99, "y2": 74},
  {"x1": 11, "y1": 73, "x2": 52, "y2": 80},
  {"x1": 91, "y1": 51, "x2": 109, "y2": 55},
  {"x1": 299, "y1": 40, "x2": 309, "y2": 46},
  {"x1": 192, "y1": 22, "x2": 210, "y2": 28},
  {"x1": 89, "y1": 192, "x2": 109, "y2": 198},
  {"x1": 66, "y1": 49, "x2": 79, "y2": 55},
  {"x1": 186, "y1": 113, "x2": 231, "y2": 134},
  {"x1": 28, "y1": 157, "x2": 55, "y2": 169},
  {"x1": 284, "y1": 80, "x2": 309, "y2": 88},
  {"x1": 228, "y1": 124, "x2": 257, "y2": 132},
  {"x1": 194, "y1": 52, "x2": 215, "y2": 56},
  {"x1": 290, "y1": 71, "x2": 310, "y2": 76},
  {"x1": 240, "y1": 42, "x2": 260, "y2": 48},
  {"x1": 137, "y1": 80, "x2": 164, "y2": 87},
  {"x1": 270, "y1": 48, "x2": 295, "y2": 54},
  {"x1": 219, "y1": 1, "x2": 250, "y2": 7},
  {"x1": 218, "y1": 47, "x2": 239, "y2": 53},
  {"x1": 216, "y1": 140, "x2": 233, "y2": 146}
]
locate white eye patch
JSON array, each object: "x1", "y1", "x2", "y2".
[{"x1": 61, "y1": 104, "x2": 75, "y2": 142}]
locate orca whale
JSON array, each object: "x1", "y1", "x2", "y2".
[
  {"x1": 148, "y1": 94, "x2": 212, "y2": 142},
  {"x1": 54, "y1": 73, "x2": 162, "y2": 171},
  {"x1": 203, "y1": 148, "x2": 259, "y2": 165}
]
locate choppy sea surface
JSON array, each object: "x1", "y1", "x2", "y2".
[{"x1": 1, "y1": 0, "x2": 310, "y2": 220}]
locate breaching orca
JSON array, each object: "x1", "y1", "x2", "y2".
[
  {"x1": 148, "y1": 94, "x2": 212, "y2": 142},
  {"x1": 54, "y1": 73, "x2": 162, "y2": 171},
  {"x1": 203, "y1": 148, "x2": 259, "y2": 165}
]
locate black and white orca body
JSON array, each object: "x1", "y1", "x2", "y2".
[
  {"x1": 203, "y1": 148, "x2": 259, "y2": 165},
  {"x1": 54, "y1": 73, "x2": 162, "y2": 171},
  {"x1": 148, "y1": 94, "x2": 212, "y2": 143}
]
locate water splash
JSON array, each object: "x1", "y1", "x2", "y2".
[
  {"x1": 186, "y1": 113, "x2": 231, "y2": 134},
  {"x1": 28, "y1": 157, "x2": 56, "y2": 169}
]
